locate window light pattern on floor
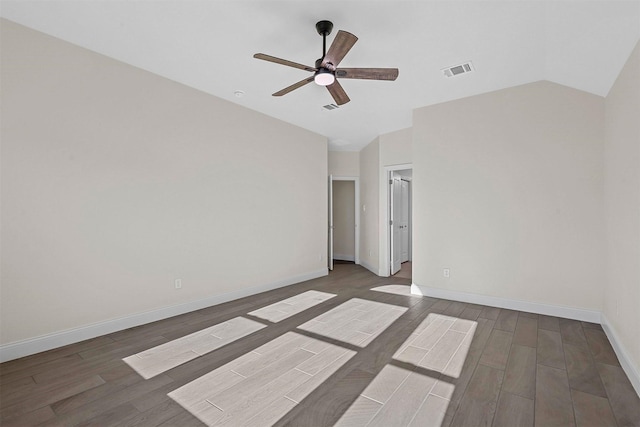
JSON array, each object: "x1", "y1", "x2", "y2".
[
  {"x1": 248, "y1": 290, "x2": 335, "y2": 322},
  {"x1": 297, "y1": 298, "x2": 408, "y2": 346},
  {"x1": 371, "y1": 284, "x2": 421, "y2": 297},
  {"x1": 333, "y1": 313, "x2": 476, "y2": 425},
  {"x1": 169, "y1": 299, "x2": 408, "y2": 425},
  {"x1": 168, "y1": 331, "x2": 357, "y2": 426},
  {"x1": 394, "y1": 313, "x2": 476, "y2": 378},
  {"x1": 335, "y1": 364, "x2": 448, "y2": 426},
  {"x1": 123, "y1": 316, "x2": 265, "y2": 379}
]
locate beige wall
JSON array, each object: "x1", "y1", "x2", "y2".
[
  {"x1": 380, "y1": 128, "x2": 412, "y2": 167},
  {"x1": 0, "y1": 20, "x2": 328, "y2": 346},
  {"x1": 328, "y1": 151, "x2": 359, "y2": 177},
  {"x1": 359, "y1": 138, "x2": 380, "y2": 274},
  {"x1": 413, "y1": 81, "x2": 605, "y2": 311},
  {"x1": 604, "y1": 42, "x2": 640, "y2": 376},
  {"x1": 332, "y1": 181, "x2": 356, "y2": 261}
]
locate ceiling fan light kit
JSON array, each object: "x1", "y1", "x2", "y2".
[
  {"x1": 314, "y1": 68, "x2": 335, "y2": 86},
  {"x1": 254, "y1": 20, "x2": 398, "y2": 105}
]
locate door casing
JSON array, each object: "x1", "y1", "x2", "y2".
[{"x1": 383, "y1": 164, "x2": 413, "y2": 277}]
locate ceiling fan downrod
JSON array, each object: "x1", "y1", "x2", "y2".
[{"x1": 315, "y1": 20, "x2": 333, "y2": 63}]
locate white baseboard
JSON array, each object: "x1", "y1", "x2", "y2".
[
  {"x1": 0, "y1": 268, "x2": 328, "y2": 363},
  {"x1": 410, "y1": 283, "x2": 601, "y2": 323},
  {"x1": 333, "y1": 254, "x2": 355, "y2": 262},
  {"x1": 601, "y1": 314, "x2": 640, "y2": 397}
]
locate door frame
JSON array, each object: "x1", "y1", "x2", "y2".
[
  {"x1": 328, "y1": 175, "x2": 334, "y2": 271},
  {"x1": 400, "y1": 178, "x2": 412, "y2": 263},
  {"x1": 390, "y1": 175, "x2": 402, "y2": 275},
  {"x1": 330, "y1": 176, "x2": 360, "y2": 266},
  {"x1": 382, "y1": 164, "x2": 413, "y2": 276}
]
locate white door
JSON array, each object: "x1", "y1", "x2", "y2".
[
  {"x1": 400, "y1": 179, "x2": 410, "y2": 263},
  {"x1": 390, "y1": 176, "x2": 402, "y2": 275},
  {"x1": 328, "y1": 175, "x2": 334, "y2": 271}
]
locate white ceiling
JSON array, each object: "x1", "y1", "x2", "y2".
[{"x1": 2, "y1": 1, "x2": 639, "y2": 151}]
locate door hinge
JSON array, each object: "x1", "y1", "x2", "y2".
[
  {"x1": 389, "y1": 179, "x2": 393, "y2": 185},
  {"x1": 390, "y1": 220, "x2": 393, "y2": 225}
]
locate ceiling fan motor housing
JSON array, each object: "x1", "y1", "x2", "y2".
[
  {"x1": 315, "y1": 58, "x2": 334, "y2": 70},
  {"x1": 315, "y1": 20, "x2": 333, "y2": 36}
]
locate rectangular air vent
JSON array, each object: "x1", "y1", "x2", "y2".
[
  {"x1": 323, "y1": 103, "x2": 339, "y2": 110},
  {"x1": 442, "y1": 61, "x2": 474, "y2": 77}
]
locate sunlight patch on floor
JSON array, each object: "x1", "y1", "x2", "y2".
[
  {"x1": 336, "y1": 364, "x2": 450, "y2": 426},
  {"x1": 336, "y1": 313, "x2": 476, "y2": 426},
  {"x1": 248, "y1": 290, "x2": 336, "y2": 322},
  {"x1": 168, "y1": 331, "x2": 356, "y2": 426},
  {"x1": 371, "y1": 284, "x2": 421, "y2": 297},
  {"x1": 297, "y1": 298, "x2": 408, "y2": 347},
  {"x1": 123, "y1": 317, "x2": 265, "y2": 379},
  {"x1": 166, "y1": 298, "x2": 408, "y2": 425},
  {"x1": 123, "y1": 291, "x2": 336, "y2": 379},
  {"x1": 394, "y1": 313, "x2": 477, "y2": 379}
]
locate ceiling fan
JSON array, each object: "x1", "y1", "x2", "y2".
[{"x1": 254, "y1": 20, "x2": 399, "y2": 106}]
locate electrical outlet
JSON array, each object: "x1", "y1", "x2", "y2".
[
  {"x1": 175, "y1": 279, "x2": 182, "y2": 289},
  {"x1": 443, "y1": 268, "x2": 450, "y2": 278}
]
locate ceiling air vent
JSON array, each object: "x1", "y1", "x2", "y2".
[
  {"x1": 323, "y1": 103, "x2": 340, "y2": 111},
  {"x1": 442, "y1": 61, "x2": 474, "y2": 77}
]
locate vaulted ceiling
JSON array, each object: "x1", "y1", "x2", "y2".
[{"x1": 2, "y1": 1, "x2": 639, "y2": 151}]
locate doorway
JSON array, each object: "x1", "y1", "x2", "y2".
[
  {"x1": 388, "y1": 168, "x2": 412, "y2": 278},
  {"x1": 328, "y1": 176, "x2": 360, "y2": 271}
]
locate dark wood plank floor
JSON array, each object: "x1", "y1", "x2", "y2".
[{"x1": 1, "y1": 264, "x2": 639, "y2": 426}]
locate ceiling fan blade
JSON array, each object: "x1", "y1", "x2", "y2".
[
  {"x1": 327, "y1": 79, "x2": 350, "y2": 105},
  {"x1": 336, "y1": 68, "x2": 399, "y2": 81},
  {"x1": 321, "y1": 30, "x2": 358, "y2": 70},
  {"x1": 273, "y1": 76, "x2": 315, "y2": 97},
  {"x1": 254, "y1": 53, "x2": 317, "y2": 72}
]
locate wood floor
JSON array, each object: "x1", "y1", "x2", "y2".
[
  {"x1": 393, "y1": 261, "x2": 412, "y2": 280},
  {"x1": 1, "y1": 264, "x2": 639, "y2": 426}
]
